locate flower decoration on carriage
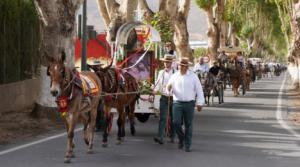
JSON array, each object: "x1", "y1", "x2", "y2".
[
  {"x1": 152, "y1": 59, "x2": 159, "y2": 69},
  {"x1": 139, "y1": 80, "x2": 154, "y2": 95}
]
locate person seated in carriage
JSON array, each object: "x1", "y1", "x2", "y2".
[
  {"x1": 235, "y1": 51, "x2": 244, "y2": 68},
  {"x1": 218, "y1": 51, "x2": 228, "y2": 67}
]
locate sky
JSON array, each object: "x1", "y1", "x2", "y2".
[{"x1": 81, "y1": 0, "x2": 208, "y2": 40}]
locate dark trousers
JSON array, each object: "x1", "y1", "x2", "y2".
[
  {"x1": 158, "y1": 95, "x2": 175, "y2": 140},
  {"x1": 96, "y1": 102, "x2": 104, "y2": 131},
  {"x1": 172, "y1": 101, "x2": 195, "y2": 149}
]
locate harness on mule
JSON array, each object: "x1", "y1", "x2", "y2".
[{"x1": 56, "y1": 69, "x2": 100, "y2": 117}]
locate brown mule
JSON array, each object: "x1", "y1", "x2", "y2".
[
  {"x1": 88, "y1": 64, "x2": 139, "y2": 146},
  {"x1": 47, "y1": 51, "x2": 102, "y2": 163},
  {"x1": 228, "y1": 63, "x2": 243, "y2": 97}
]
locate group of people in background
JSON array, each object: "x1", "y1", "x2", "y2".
[
  {"x1": 151, "y1": 46, "x2": 285, "y2": 152},
  {"x1": 152, "y1": 41, "x2": 204, "y2": 152}
]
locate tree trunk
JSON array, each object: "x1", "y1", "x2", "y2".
[
  {"x1": 34, "y1": 0, "x2": 83, "y2": 107},
  {"x1": 96, "y1": 0, "x2": 111, "y2": 29},
  {"x1": 173, "y1": 13, "x2": 192, "y2": 60},
  {"x1": 205, "y1": 7, "x2": 219, "y2": 62},
  {"x1": 217, "y1": 0, "x2": 226, "y2": 47},
  {"x1": 289, "y1": 1, "x2": 300, "y2": 88},
  {"x1": 97, "y1": 0, "x2": 138, "y2": 43},
  {"x1": 170, "y1": 0, "x2": 192, "y2": 61}
]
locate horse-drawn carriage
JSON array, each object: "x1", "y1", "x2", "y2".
[
  {"x1": 47, "y1": 21, "x2": 166, "y2": 163},
  {"x1": 217, "y1": 47, "x2": 247, "y2": 96},
  {"x1": 75, "y1": 21, "x2": 162, "y2": 123}
]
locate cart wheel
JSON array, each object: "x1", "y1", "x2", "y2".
[{"x1": 135, "y1": 113, "x2": 150, "y2": 123}]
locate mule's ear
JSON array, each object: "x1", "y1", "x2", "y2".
[
  {"x1": 60, "y1": 51, "x2": 66, "y2": 63},
  {"x1": 45, "y1": 55, "x2": 55, "y2": 63}
]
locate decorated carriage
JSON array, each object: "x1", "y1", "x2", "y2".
[
  {"x1": 217, "y1": 46, "x2": 247, "y2": 96},
  {"x1": 75, "y1": 21, "x2": 162, "y2": 123}
]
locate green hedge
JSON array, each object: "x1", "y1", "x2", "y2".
[{"x1": 0, "y1": 0, "x2": 40, "y2": 84}]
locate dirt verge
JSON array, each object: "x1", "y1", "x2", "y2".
[{"x1": 0, "y1": 105, "x2": 64, "y2": 145}]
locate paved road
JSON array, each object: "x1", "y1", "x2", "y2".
[{"x1": 1, "y1": 73, "x2": 300, "y2": 167}]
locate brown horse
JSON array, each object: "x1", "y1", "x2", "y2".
[
  {"x1": 47, "y1": 51, "x2": 101, "y2": 163},
  {"x1": 245, "y1": 64, "x2": 253, "y2": 91},
  {"x1": 88, "y1": 64, "x2": 139, "y2": 146},
  {"x1": 228, "y1": 62, "x2": 246, "y2": 96}
]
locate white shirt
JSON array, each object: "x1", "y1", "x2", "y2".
[
  {"x1": 218, "y1": 54, "x2": 228, "y2": 62},
  {"x1": 167, "y1": 70, "x2": 205, "y2": 106},
  {"x1": 193, "y1": 63, "x2": 209, "y2": 73},
  {"x1": 154, "y1": 68, "x2": 176, "y2": 96}
]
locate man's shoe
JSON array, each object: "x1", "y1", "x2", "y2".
[
  {"x1": 185, "y1": 148, "x2": 191, "y2": 152},
  {"x1": 154, "y1": 137, "x2": 164, "y2": 145}
]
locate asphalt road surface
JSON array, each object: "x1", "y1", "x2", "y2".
[{"x1": 1, "y1": 73, "x2": 300, "y2": 167}]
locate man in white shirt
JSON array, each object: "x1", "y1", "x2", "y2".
[
  {"x1": 153, "y1": 54, "x2": 176, "y2": 144},
  {"x1": 167, "y1": 57, "x2": 204, "y2": 152},
  {"x1": 193, "y1": 57, "x2": 209, "y2": 74}
]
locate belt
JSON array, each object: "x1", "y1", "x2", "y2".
[
  {"x1": 174, "y1": 100, "x2": 195, "y2": 103},
  {"x1": 161, "y1": 95, "x2": 173, "y2": 99}
]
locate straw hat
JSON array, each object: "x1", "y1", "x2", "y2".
[
  {"x1": 177, "y1": 57, "x2": 192, "y2": 66},
  {"x1": 160, "y1": 54, "x2": 175, "y2": 62}
]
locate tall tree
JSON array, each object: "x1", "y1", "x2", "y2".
[
  {"x1": 97, "y1": 0, "x2": 193, "y2": 60},
  {"x1": 33, "y1": 0, "x2": 83, "y2": 107},
  {"x1": 195, "y1": 0, "x2": 219, "y2": 61}
]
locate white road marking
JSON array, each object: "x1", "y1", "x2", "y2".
[
  {"x1": 0, "y1": 116, "x2": 118, "y2": 156},
  {"x1": 0, "y1": 128, "x2": 82, "y2": 156},
  {"x1": 276, "y1": 74, "x2": 300, "y2": 139}
]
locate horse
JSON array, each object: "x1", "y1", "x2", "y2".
[
  {"x1": 218, "y1": 64, "x2": 231, "y2": 90},
  {"x1": 88, "y1": 63, "x2": 139, "y2": 146},
  {"x1": 228, "y1": 62, "x2": 246, "y2": 96},
  {"x1": 245, "y1": 63, "x2": 254, "y2": 91},
  {"x1": 47, "y1": 51, "x2": 102, "y2": 163},
  {"x1": 199, "y1": 72, "x2": 218, "y2": 105}
]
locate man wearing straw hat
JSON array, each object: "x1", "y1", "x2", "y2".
[
  {"x1": 152, "y1": 54, "x2": 177, "y2": 145},
  {"x1": 167, "y1": 57, "x2": 204, "y2": 152}
]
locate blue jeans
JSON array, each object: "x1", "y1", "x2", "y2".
[
  {"x1": 158, "y1": 96, "x2": 175, "y2": 140},
  {"x1": 172, "y1": 101, "x2": 195, "y2": 149}
]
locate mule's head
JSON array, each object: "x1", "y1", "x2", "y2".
[{"x1": 47, "y1": 51, "x2": 67, "y2": 97}]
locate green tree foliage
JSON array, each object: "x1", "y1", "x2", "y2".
[
  {"x1": 0, "y1": 0, "x2": 40, "y2": 84},
  {"x1": 193, "y1": 48, "x2": 208, "y2": 59},
  {"x1": 147, "y1": 13, "x2": 174, "y2": 43},
  {"x1": 195, "y1": 0, "x2": 215, "y2": 10},
  {"x1": 196, "y1": 0, "x2": 288, "y2": 62}
]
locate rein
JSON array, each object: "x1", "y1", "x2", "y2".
[{"x1": 63, "y1": 69, "x2": 77, "y2": 92}]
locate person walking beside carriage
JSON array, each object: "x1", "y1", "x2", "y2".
[
  {"x1": 153, "y1": 54, "x2": 177, "y2": 145},
  {"x1": 167, "y1": 57, "x2": 205, "y2": 152}
]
